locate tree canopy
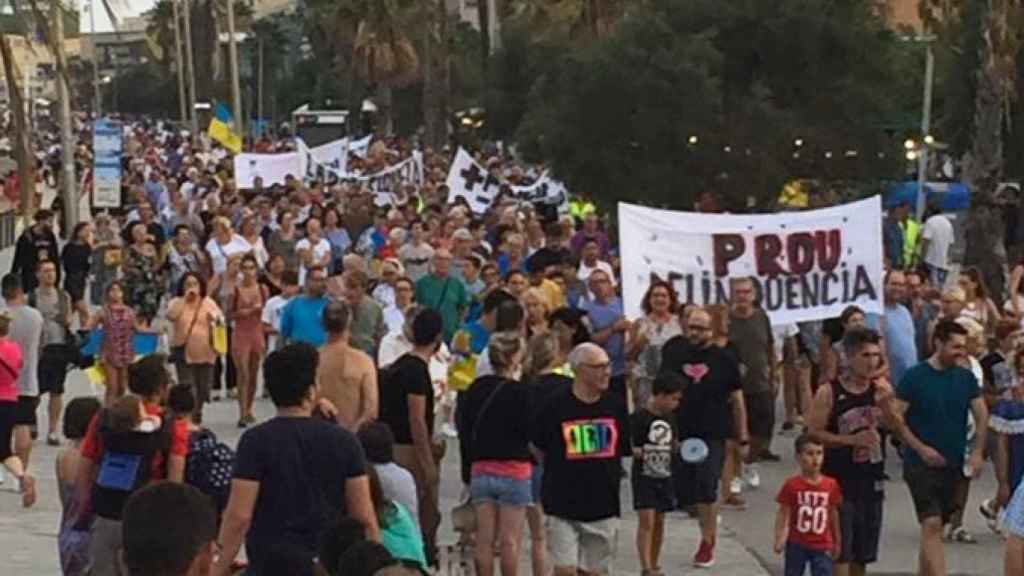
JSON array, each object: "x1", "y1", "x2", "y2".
[{"x1": 507, "y1": 0, "x2": 925, "y2": 210}]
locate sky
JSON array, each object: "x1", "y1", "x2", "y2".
[{"x1": 78, "y1": 0, "x2": 156, "y2": 34}]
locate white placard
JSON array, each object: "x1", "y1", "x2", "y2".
[{"x1": 618, "y1": 197, "x2": 884, "y2": 324}]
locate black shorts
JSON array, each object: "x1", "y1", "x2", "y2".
[
  {"x1": 39, "y1": 344, "x2": 74, "y2": 396},
  {"x1": 632, "y1": 476, "x2": 675, "y2": 512},
  {"x1": 0, "y1": 401, "x2": 16, "y2": 460},
  {"x1": 904, "y1": 464, "x2": 960, "y2": 523},
  {"x1": 745, "y1": 391, "x2": 776, "y2": 439},
  {"x1": 838, "y1": 499, "x2": 883, "y2": 565},
  {"x1": 14, "y1": 395, "x2": 39, "y2": 427},
  {"x1": 674, "y1": 439, "x2": 726, "y2": 506},
  {"x1": 64, "y1": 272, "x2": 87, "y2": 303}
]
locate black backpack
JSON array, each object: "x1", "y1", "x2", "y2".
[
  {"x1": 92, "y1": 410, "x2": 173, "y2": 521},
  {"x1": 185, "y1": 428, "x2": 236, "y2": 513}
]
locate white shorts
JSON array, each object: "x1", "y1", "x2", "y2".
[{"x1": 546, "y1": 515, "x2": 619, "y2": 575}]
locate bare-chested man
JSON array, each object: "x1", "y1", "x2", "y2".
[{"x1": 318, "y1": 300, "x2": 378, "y2": 431}]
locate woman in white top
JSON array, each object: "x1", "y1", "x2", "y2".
[
  {"x1": 295, "y1": 217, "x2": 332, "y2": 283},
  {"x1": 239, "y1": 214, "x2": 269, "y2": 269},
  {"x1": 627, "y1": 280, "x2": 682, "y2": 407},
  {"x1": 205, "y1": 217, "x2": 252, "y2": 276}
]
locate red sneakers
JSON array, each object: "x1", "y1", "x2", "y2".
[{"x1": 693, "y1": 539, "x2": 715, "y2": 568}]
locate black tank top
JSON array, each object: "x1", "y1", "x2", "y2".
[{"x1": 822, "y1": 380, "x2": 885, "y2": 502}]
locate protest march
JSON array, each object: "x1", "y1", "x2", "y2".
[{"x1": 1, "y1": 110, "x2": 1021, "y2": 576}]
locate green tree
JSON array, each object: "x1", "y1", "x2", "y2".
[
  {"x1": 515, "y1": 0, "x2": 918, "y2": 210},
  {"x1": 960, "y1": 0, "x2": 1023, "y2": 304}
]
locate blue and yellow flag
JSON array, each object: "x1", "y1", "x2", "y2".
[{"x1": 208, "y1": 102, "x2": 242, "y2": 153}]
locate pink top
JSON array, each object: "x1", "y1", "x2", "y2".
[
  {"x1": 101, "y1": 305, "x2": 136, "y2": 368},
  {"x1": 167, "y1": 297, "x2": 222, "y2": 365},
  {"x1": 0, "y1": 338, "x2": 24, "y2": 402}
]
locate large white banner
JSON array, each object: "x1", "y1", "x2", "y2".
[
  {"x1": 234, "y1": 151, "x2": 303, "y2": 188},
  {"x1": 618, "y1": 197, "x2": 884, "y2": 324}
]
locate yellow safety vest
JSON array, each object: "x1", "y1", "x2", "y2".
[{"x1": 900, "y1": 219, "x2": 921, "y2": 266}]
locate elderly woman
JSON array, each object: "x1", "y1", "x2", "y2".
[
  {"x1": 627, "y1": 280, "x2": 682, "y2": 408},
  {"x1": 373, "y1": 258, "x2": 404, "y2": 309},
  {"x1": 121, "y1": 221, "x2": 164, "y2": 326},
  {"x1": 265, "y1": 208, "x2": 300, "y2": 271},
  {"x1": 205, "y1": 216, "x2": 252, "y2": 277},
  {"x1": 523, "y1": 287, "x2": 551, "y2": 339}
]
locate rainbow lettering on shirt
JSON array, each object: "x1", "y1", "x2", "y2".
[{"x1": 561, "y1": 418, "x2": 619, "y2": 460}]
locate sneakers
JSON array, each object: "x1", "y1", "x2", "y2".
[
  {"x1": 730, "y1": 477, "x2": 743, "y2": 495},
  {"x1": 742, "y1": 465, "x2": 761, "y2": 490},
  {"x1": 981, "y1": 498, "x2": 1001, "y2": 534},
  {"x1": 945, "y1": 525, "x2": 977, "y2": 543},
  {"x1": 442, "y1": 423, "x2": 458, "y2": 439},
  {"x1": 693, "y1": 539, "x2": 715, "y2": 568},
  {"x1": 46, "y1": 433, "x2": 60, "y2": 447}
]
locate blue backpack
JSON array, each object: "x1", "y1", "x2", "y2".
[{"x1": 185, "y1": 429, "x2": 235, "y2": 513}]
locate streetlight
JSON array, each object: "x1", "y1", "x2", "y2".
[
  {"x1": 904, "y1": 138, "x2": 917, "y2": 150},
  {"x1": 900, "y1": 33, "x2": 938, "y2": 220},
  {"x1": 794, "y1": 138, "x2": 804, "y2": 147},
  {"x1": 688, "y1": 135, "x2": 698, "y2": 145}
]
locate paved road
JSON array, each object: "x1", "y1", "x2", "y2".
[
  {"x1": 0, "y1": 371, "x2": 769, "y2": 576},
  {"x1": 724, "y1": 423, "x2": 1003, "y2": 576}
]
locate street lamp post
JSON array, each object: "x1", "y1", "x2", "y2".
[
  {"x1": 916, "y1": 41, "x2": 935, "y2": 221},
  {"x1": 226, "y1": 0, "x2": 243, "y2": 139},
  {"x1": 182, "y1": 0, "x2": 199, "y2": 144},
  {"x1": 171, "y1": 0, "x2": 188, "y2": 126}
]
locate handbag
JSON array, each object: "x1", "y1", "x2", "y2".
[{"x1": 170, "y1": 303, "x2": 202, "y2": 364}]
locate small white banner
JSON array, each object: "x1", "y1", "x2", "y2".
[{"x1": 618, "y1": 197, "x2": 884, "y2": 324}]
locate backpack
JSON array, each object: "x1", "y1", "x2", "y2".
[
  {"x1": 93, "y1": 410, "x2": 173, "y2": 521},
  {"x1": 185, "y1": 428, "x2": 235, "y2": 513}
]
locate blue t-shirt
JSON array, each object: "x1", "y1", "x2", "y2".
[
  {"x1": 581, "y1": 297, "x2": 626, "y2": 376},
  {"x1": 866, "y1": 304, "x2": 918, "y2": 384},
  {"x1": 280, "y1": 295, "x2": 329, "y2": 347},
  {"x1": 897, "y1": 362, "x2": 980, "y2": 468},
  {"x1": 992, "y1": 399, "x2": 1024, "y2": 492}
]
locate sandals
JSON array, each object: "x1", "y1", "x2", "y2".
[
  {"x1": 19, "y1": 474, "x2": 36, "y2": 508},
  {"x1": 948, "y1": 526, "x2": 976, "y2": 544}
]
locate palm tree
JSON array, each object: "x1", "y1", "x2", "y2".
[
  {"x1": 510, "y1": 0, "x2": 626, "y2": 42},
  {"x1": 962, "y1": 0, "x2": 1023, "y2": 304},
  {"x1": 351, "y1": 0, "x2": 419, "y2": 134}
]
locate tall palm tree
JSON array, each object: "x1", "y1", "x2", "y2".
[
  {"x1": 351, "y1": 0, "x2": 419, "y2": 134},
  {"x1": 510, "y1": 0, "x2": 626, "y2": 42},
  {"x1": 962, "y1": 0, "x2": 1022, "y2": 304}
]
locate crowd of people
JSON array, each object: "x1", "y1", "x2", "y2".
[{"x1": 4, "y1": 119, "x2": 1024, "y2": 576}]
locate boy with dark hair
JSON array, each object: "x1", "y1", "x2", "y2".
[
  {"x1": 121, "y1": 481, "x2": 218, "y2": 576},
  {"x1": 774, "y1": 434, "x2": 842, "y2": 576},
  {"x1": 632, "y1": 372, "x2": 686, "y2": 576},
  {"x1": 358, "y1": 421, "x2": 419, "y2": 525}
]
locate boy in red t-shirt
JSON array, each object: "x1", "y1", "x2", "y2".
[{"x1": 774, "y1": 434, "x2": 842, "y2": 576}]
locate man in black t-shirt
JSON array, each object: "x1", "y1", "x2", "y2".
[
  {"x1": 212, "y1": 344, "x2": 377, "y2": 576},
  {"x1": 379, "y1": 308, "x2": 445, "y2": 565},
  {"x1": 531, "y1": 342, "x2": 629, "y2": 576},
  {"x1": 660, "y1": 307, "x2": 749, "y2": 568}
]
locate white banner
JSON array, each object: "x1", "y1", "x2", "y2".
[
  {"x1": 234, "y1": 151, "x2": 303, "y2": 188},
  {"x1": 509, "y1": 172, "x2": 569, "y2": 208},
  {"x1": 618, "y1": 197, "x2": 884, "y2": 324},
  {"x1": 446, "y1": 148, "x2": 502, "y2": 213}
]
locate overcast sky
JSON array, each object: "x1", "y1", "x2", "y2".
[{"x1": 78, "y1": 0, "x2": 156, "y2": 34}]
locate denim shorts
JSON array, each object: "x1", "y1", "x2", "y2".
[
  {"x1": 531, "y1": 464, "x2": 544, "y2": 504},
  {"x1": 470, "y1": 473, "x2": 533, "y2": 506}
]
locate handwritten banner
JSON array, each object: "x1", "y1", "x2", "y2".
[{"x1": 618, "y1": 197, "x2": 884, "y2": 324}]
